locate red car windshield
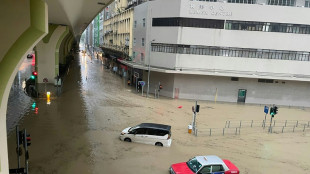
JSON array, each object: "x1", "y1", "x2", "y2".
[{"x1": 186, "y1": 157, "x2": 202, "y2": 173}]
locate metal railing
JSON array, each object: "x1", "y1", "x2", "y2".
[{"x1": 194, "y1": 120, "x2": 310, "y2": 137}]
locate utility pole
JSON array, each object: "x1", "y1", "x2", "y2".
[
  {"x1": 192, "y1": 101, "x2": 200, "y2": 133},
  {"x1": 146, "y1": 39, "x2": 155, "y2": 98}
]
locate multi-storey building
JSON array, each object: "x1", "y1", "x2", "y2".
[
  {"x1": 121, "y1": 0, "x2": 310, "y2": 107},
  {"x1": 102, "y1": 0, "x2": 134, "y2": 60}
]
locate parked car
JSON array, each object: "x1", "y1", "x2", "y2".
[
  {"x1": 119, "y1": 123, "x2": 172, "y2": 147},
  {"x1": 27, "y1": 54, "x2": 33, "y2": 58},
  {"x1": 169, "y1": 155, "x2": 239, "y2": 174}
]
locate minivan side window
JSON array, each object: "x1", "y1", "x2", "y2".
[
  {"x1": 158, "y1": 130, "x2": 168, "y2": 136},
  {"x1": 147, "y1": 128, "x2": 158, "y2": 135},
  {"x1": 136, "y1": 128, "x2": 147, "y2": 134}
]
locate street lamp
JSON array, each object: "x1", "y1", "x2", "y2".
[{"x1": 147, "y1": 39, "x2": 155, "y2": 98}]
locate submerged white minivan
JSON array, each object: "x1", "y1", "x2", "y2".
[{"x1": 119, "y1": 123, "x2": 172, "y2": 147}]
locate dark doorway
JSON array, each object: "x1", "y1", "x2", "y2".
[{"x1": 237, "y1": 89, "x2": 247, "y2": 103}]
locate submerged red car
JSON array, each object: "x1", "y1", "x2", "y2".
[{"x1": 169, "y1": 155, "x2": 239, "y2": 174}]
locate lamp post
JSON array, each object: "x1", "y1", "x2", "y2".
[{"x1": 147, "y1": 39, "x2": 155, "y2": 98}]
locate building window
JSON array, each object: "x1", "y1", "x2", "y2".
[
  {"x1": 133, "y1": 52, "x2": 136, "y2": 58},
  {"x1": 231, "y1": 77, "x2": 239, "y2": 81},
  {"x1": 228, "y1": 0, "x2": 256, "y2": 4},
  {"x1": 142, "y1": 38, "x2": 145, "y2": 46},
  {"x1": 151, "y1": 43, "x2": 310, "y2": 62},
  {"x1": 141, "y1": 53, "x2": 144, "y2": 61},
  {"x1": 143, "y1": 18, "x2": 146, "y2": 27},
  {"x1": 134, "y1": 21, "x2": 137, "y2": 28},
  {"x1": 225, "y1": 20, "x2": 310, "y2": 34},
  {"x1": 152, "y1": 17, "x2": 225, "y2": 29},
  {"x1": 134, "y1": 38, "x2": 136, "y2": 46},
  {"x1": 268, "y1": 0, "x2": 295, "y2": 6},
  {"x1": 306, "y1": 0, "x2": 310, "y2": 7},
  {"x1": 258, "y1": 79, "x2": 274, "y2": 83}
]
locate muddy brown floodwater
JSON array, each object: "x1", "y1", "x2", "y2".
[{"x1": 7, "y1": 52, "x2": 310, "y2": 174}]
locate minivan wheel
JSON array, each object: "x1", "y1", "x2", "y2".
[
  {"x1": 124, "y1": 138, "x2": 131, "y2": 142},
  {"x1": 155, "y1": 142, "x2": 163, "y2": 147}
]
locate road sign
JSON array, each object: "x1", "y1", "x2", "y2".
[
  {"x1": 43, "y1": 78, "x2": 48, "y2": 83},
  {"x1": 139, "y1": 81, "x2": 145, "y2": 86},
  {"x1": 264, "y1": 106, "x2": 269, "y2": 114}
]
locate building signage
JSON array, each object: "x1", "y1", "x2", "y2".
[{"x1": 189, "y1": 3, "x2": 232, "y2": 16}]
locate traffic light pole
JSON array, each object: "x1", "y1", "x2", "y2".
[
  {"x1": 16, "y1": 126, "x2": 20, "y2": 168},
  {"x1": 24, "y1": 129, "x2": 29, "y2": 174},
  {"x1": 193, "y1": 101, "x2": 197, "y2": 133},
  {"x1": 269, "y1": 116, "x2": 273, "y2": 133}
]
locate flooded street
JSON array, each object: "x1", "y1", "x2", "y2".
[{"x1": 7, "y1": 52, "x2": 310, "y2": 174}]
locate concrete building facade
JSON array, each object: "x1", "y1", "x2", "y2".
[{"x1": 122, "y1": 0, "x2": 310, "y2": 107}]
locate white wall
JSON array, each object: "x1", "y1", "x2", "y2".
[
  {"x1": 176, "y1": 54, "x2": 310, "y2": 81},
  {"x1": 177, "y1": 28, "x2": 310, "y2": 52},
  {"x1": 173, "y1": 74, "x2": 310, "y2": 107},
  {"x1": 151, "y1": 52, "x2": 177, "y2": 69},
  {"x1": 36, "y1": 26, "x2": 67, "y2": 84},
  {"x1": 133, "y1": 2, "x2": 148, "y2": 64},
  {"x1": 142, "y1": 71, "x2": 175, "y2": 98}
]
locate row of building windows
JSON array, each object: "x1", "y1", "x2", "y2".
[
  {"x1": 152, "y1": 18, "x2": 224, "y2": 29},
  {"x1": 227, "y1": 0, "x2": 256, "y2": 4},
  {"x1": 151, "y1": 43, "x2": 310, "y2": 62},
  {"x1": 225, "y1": 21, "x2": 310, "y2": 34},
  {"x1": 133, "y1": 37, "x2": 145, "y2": 46},
  {"x1": 231, "y1": 77, "x2": 285, "y2": 84},
  {"x1": 134, "y1": 18, "x2": 146, "y2": 28},
  {"x1": 152, "y1": 17, "x2": 310, "y2": 35},
  {"x1": 268, "y1": 0, "x2": 295, "y2": 6}
]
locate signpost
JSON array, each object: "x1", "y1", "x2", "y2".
[
  {"x1": 134, "y1": 72, "x2": 139, "y2": 92},
  {"x1": 192, "y1": 101, "x2": 200, "y2": 135},
  {"x1": 264, "y1": 106, "x2": 269, "y2": 127},
  {"x1": 138, "y1": 81, "x2": 146, "y2": 96}
]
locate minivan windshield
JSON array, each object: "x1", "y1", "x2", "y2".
[{"x1": 186, "y1": 157, "x2": 202, "y2": 173}]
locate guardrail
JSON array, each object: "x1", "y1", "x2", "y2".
[
  {"x1": 224, "y1": 120, "x2": 310, "y2": 128},
  {"x1": 195, "y1": 127, "x2": 241, "y2": 136},
  {"x1": 194, "y1": 120, "x2": 310, "y2": 137}
]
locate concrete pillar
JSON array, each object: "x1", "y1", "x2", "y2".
[
  {"x1": 35, "y1": 24, "x2": 67, "y2": 87},
  {"x1": 0, "y1": 0, "x2": 48, "y2": 173}
]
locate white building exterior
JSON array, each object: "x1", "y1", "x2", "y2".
[{"x1": 124, "y1": 0, "x2": 310, "y2": 107}]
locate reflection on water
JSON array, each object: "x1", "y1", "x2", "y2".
[{"x1": 6, "y1": 58, "x2": 34, "y2": 135}]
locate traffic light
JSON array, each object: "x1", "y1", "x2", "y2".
[
  {"x1": 196, "y1": 105, "x2": 200, "y2": 113},
  {"x1": 26, "y1": 133, "x2": 31, "y2": 147},
  {"x1": 274, "y1": 106, "x2": 278, "y2": 115},
  {"x1": 270, "y1": 106, "x2": 275, "y2": 117},
  {"x1": 159, "y1": 84, "x2": 163, "y2": 90},
  {"x1": 34, "y1": 107, "x2": 39, "y2": 114},
  {"x1": 31, "y1": 102, "x2": 36, "y2": 110},
  {"x1": 31, "y1": 71, "x2": 37, "y2": 79},
  {"x1": 18, "y1": 131, "x2": 24, "y2": 145},
  {"x1": 269, "y1": 107, "x2": 274, "y2": 114}
]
